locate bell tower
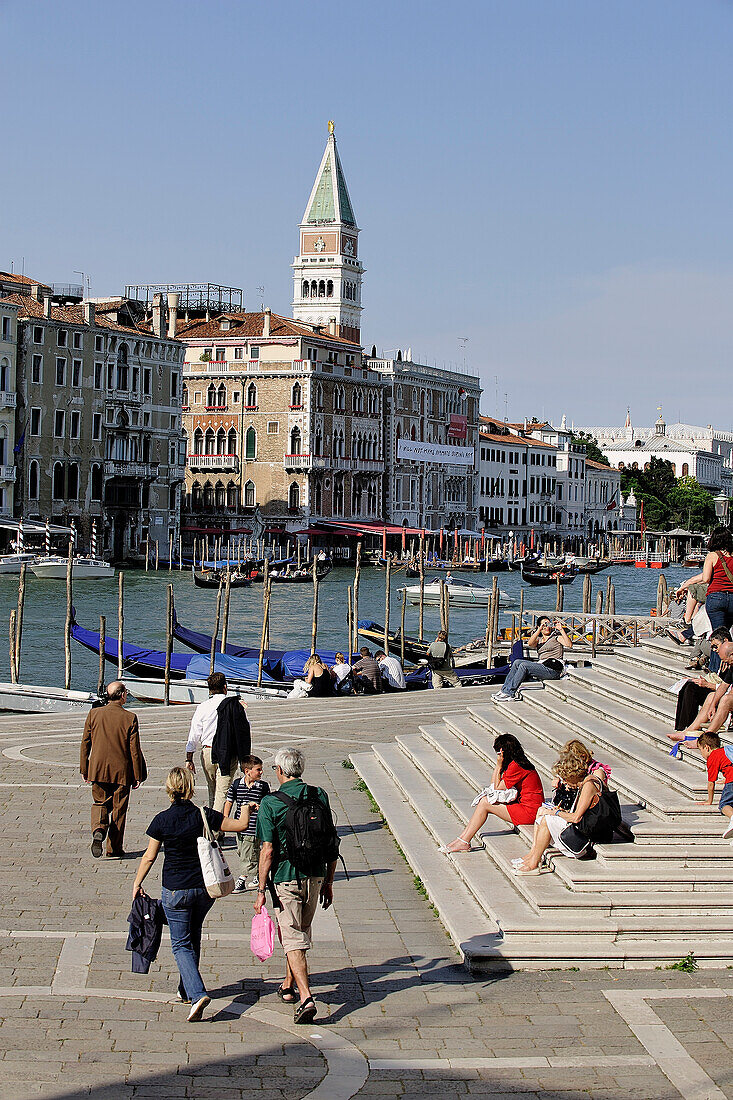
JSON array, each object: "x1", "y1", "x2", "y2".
[{"x1": 292, "y1": 122, "x2": 364, "y2": 344}]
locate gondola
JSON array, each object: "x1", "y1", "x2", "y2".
[
  {"x1": 484, "y1": 558, "x2": 509, "y2": 572},
  {"x1": 193, "y1": 569, "x2": 252, "y2": 589},
  {"x1": 521, "y1": 565, "x2": 577, "y2": 587}
]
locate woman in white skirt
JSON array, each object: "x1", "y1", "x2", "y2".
[{"x1": 513, "y1": 742, "x2": 607, "y2": 875}]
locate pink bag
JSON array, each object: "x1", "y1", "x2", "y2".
[{"x1": 250, "y1": 906, "x2": 276, "y2": 961}]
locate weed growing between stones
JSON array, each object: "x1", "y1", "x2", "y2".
[{"x1": 666, "y1": 953, "x2": 699, "y2": 973}]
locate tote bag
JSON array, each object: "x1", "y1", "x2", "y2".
[{"x1": 197, "y1": 806, "x2": 235, "y2": 898}]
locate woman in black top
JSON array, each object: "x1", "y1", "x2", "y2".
[{"x1": 133, "y1": 767, "x2": 253, "y2": 1022}]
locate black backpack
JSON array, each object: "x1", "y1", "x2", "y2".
[{"x1": 272, "y1": 786, "x2": 343, "y2": 880}]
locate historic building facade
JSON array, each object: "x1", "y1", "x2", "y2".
[
  {"x1": 477, "y1": 418, "x2": 558, "y2": 540},
  {"x1": 366, "y1": 354, "x2": 481, "y2": 531},
  {"x1": 1, "y1": 282, "x2": 185, "y2": 557},
  {"x1": 179, "y1": 309, "x2": 383, "y2": 529},
  {"x1": 0, "y1": 293, "x2": 19, "y2": 516}
]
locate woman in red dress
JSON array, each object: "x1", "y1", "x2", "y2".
[{"x1": 443, "y1": 734, "x2": 544, "y2": 853}]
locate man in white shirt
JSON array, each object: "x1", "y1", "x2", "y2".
[
  {"x1": 185, "y1": 672, "x2": 238, "y2": 811},
  {"x1": 376, "y1": 650, "x2": 406, "y2": 691}
]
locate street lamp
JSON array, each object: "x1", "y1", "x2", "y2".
[{"x1": 714, "y1": 493, "x2": 729, "y2": 525}]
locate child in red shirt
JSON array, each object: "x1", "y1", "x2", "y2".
[{"x1": 696, "y1": 732, "x2": 733, "y2": 842}]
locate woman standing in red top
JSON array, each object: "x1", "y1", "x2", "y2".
[
  {"x1": 692, "y1": 528, "x2": 733, "y2": 672},
  {"x1": 443, "y1": 734, "x2": 544, "y2": 853}
]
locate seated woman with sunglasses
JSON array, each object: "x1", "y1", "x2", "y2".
[{"x1": 668, "y1": 629, "x2": 733, "y2": 748}]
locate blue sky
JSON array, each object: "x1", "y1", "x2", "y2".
[{"x1": 2, "y1": 0, "x2": 732, "y2": 427}]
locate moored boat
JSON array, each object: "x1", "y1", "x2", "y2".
[
  {"x1": 123, "y1": 676, "x2": 289, "y2": 704},
  {"x1": 30, "y1": 556, "x2": 114, "y2": 579},
  {"x1": 403, "y1": 579, "x2": 513, "y2": 607},
  {"x1": 0, "y1": 552, "x2": 39, "y2": 575},
  {"x1": 521, "y1": 565, "x2": 576, "y2": 586},
  {"x1": 0, "y1": 681, "x2": 100, "y2": 714},
  {"x1": 193, "y1": 569, "x2": 252, "y2": 589}
]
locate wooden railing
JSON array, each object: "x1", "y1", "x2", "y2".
[{"x1": 500, "y1": 609, "x2": 673, "y2": 655}]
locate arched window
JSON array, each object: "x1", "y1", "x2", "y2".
[
  {"x1": 0, "y1": 358, "x2": 8, "y2": 391},
  {"x1": 316, "y1": 382, "x2": 323, "y2": 409},
  {"x1": 302, "y1": 280, "x2": 309, "y2": 298},
  {"x1": 244, "y1": 479, "x2": 255, "y2": 507},
  {"x1": 245, "y1": 426, "x2": 256, "y2": 461},
  {"x1": 410, "y1": 425, "x2": 416, "y2": 441},
  {"x1": 226, "y1": 481, "x2": 238, "y2": 508},
  {"x1": 351, "y1": 430, "x2": 357, "y2": 458},
  {"x1": 216, "y1": 428, "x2": 226, "y2": 455},
  {"x1": 313, "y1": 480, "x2": 322, "y2": 514},
  {"x1": 193, "y1": 428, "x2": 203, "y2": 454},
  {"x1": 289, "y1": 482, "x2": 300, "y2": 510},
  {"x1": 181, "y1": 384, "x2": 188, "y2": 408},
  {"x1": 333, "y1": 476, "x2": 344, "y2": 515},
  {"x1": 192, "y1": 481, "x2": 203, "y2": 508},
  {"x1": 52, "y1": 462, "x2": 64, "y2": 500},
  {"x1": 291, "y1": 381, "x2": 302, "y2": 408},
  {"x1": 352, "y1": 480, "x2": 362, "y2": 513},
  {"x1": 290, "y1": 426, "x2": 301, "y2": 455},
  {"x1": 314, "y1": 428, "x2": 322, "y2": 456},
  {"x1": 91, "y1": 463, "x2": 102, "y2": 502},
  {"x1": 118, "y1": 343, "x2": 128, "y2": 364},
  {"x1": 217, "y1": 384, "x2": 226, "y2": 408},
  {"x1": 310, "y1": 280, "x2": 317, "y2": 297},
  {"x1": 318, "y1": 280, "x2": 325, "y2": 298},
  {"x1": 203, "y1": 482, "x2": 214, "y2": 509},
  {"x1": 246, "y1": 382, "x2": 257, "y2": 408},
  {"x1": 326, "y1": 280, "x2": 333, "y2": 297},
  {"x1": 207, "y1": 383, "x2": 216, "y2": 407},
  {"x1": 28, "y1": 460, "x2": 39, "y2": 500},
  {"x1": 204, "y1": 428, "x2": 215, "y2": 455},
  {"x1": 214, "y1": 480, "x2": 225, "y2": 508},
  {"x1": 227, "y1": 428, "x2": 237, "y2": 455},
  {"x1": 682, "y1": 462, "x2": 689, "y2": 477},
  {"x1": 67, "y1": 463, "x2": 79, "y2": 500}
]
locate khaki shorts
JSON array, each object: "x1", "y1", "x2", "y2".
[
  {"x1": 274, "y1": 877, "x2": 323, "y2": 954},
  {"x1": 689, "y1": 582, "x2": 709, "y2": 603}
]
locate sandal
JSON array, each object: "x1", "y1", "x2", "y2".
[
  {"x1": 277, "y1": 985, "x2": 296, "y2": 1003},
  {"x1": 294, "y1": 997, "x2": 317, "y2": 1025}
]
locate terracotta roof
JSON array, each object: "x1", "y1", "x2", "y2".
[
  {"x1": 2, "y1": 293, "x2": 178, "y2": 339},
  {"x1": 480, "y1": 430, "x2": 526, "y2": 445},
  {"x1": 175, "y1": 310, "x2": 362, "y2": 348},
  {"x1": 0, "y1": 272, "x2": 49, "y2": 288},
  {"x1": 585, "y1": 458, "x2": 615, "y2": 471}
]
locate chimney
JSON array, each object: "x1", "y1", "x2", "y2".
[
  {"x1": 152, "y1": 293, "x2": 164, "y2": 338},
  {"x1": 43, "y1": 295, "x2": 52, "y2": 319},
  {"x1": 83, "y1": 301, "x2": 95, "y2": 326},
  {"x1": 30, "y1": 284, "x2": 42, "y2": 301},
  {"x1": 166, "y1": 292, "x2": 179, "y2": 339},
  {"x1": 263, "y1": 307, "x2": 271, "y2": 337},
  {"x1": 327, "y1": 318, "x2": 338, "y2": 336}
]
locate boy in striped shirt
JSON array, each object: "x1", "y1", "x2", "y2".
[{"x1": 224, "y1": 755, "x2": 270, "y2": 892}]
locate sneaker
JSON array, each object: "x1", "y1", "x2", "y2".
[
  {"x1": 91, "y1": 830, "x2": 104, "y2": 859},
  {"x1": 491, "y1": 691, "x2": 511, "y2": 703},
  {"x1": 176, "y1": 990, "x2": 191, "y2": 1005},
  {"x1": 723, "y1": 820, "x2": 733, "y2": 840},
  {"x1": 233, "y1": 877, "x2": 247, "y2": 893},
  {"x1": 187, "y1": 995, "x2": 211, "y2": 1023},
  {"x1": 246, "y1": 878, "x2": 260, "y2": 890}
]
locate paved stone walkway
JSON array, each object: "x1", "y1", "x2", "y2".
[{"x1": 0, "y1": 690, "x2": 730, "y2": 1098}]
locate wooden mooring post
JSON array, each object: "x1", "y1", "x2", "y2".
[
  {"x1": 209, "y1": 578, "x2": 224, "y2": 675},
  {"x1": 258, "y1": 580, "x2": 272, "y2": 687},
  {"x1": 221, "y1": 571, "x2": 232, "y2": 654},
  {"x1": 64, "y1": 539, "x2": 73, "y2": 690},
  {"x1": 399, "y1": 588, "x2": 406, "y2": 667},
  {"x1": 418, "y1": 539, "x2": 425, "y2": 642},
  {"x1": 97, "y1": 616, "x2": 106, "y2": 696},
  {"x1": 164, "y1": 585, "x2": 173, "y2": 706},
  {"x1": 347, "y1": 585, "x2": 353, "y2": 663},
  {"x1": 15, "y1": 563, "x2": 26, "y2": 681},
  {"x1": 117, "y1": 571, "x2": 124, "y2": 678},
  {"x1": 383, "y1": 557, "x2": 392, "y2": 653},
  {"x1": 9, "y1": 612, "x2": 17, "y2": 684},
  {"x1": 310, "y1": 558, "x2": 320, "y2": 656},
  {"x1": 352, "y1": 541, "x2": 362, "y2": 654}
]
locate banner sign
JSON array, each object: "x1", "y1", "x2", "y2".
[
  {"x1": 449, "y1": 414, "x2": 467, "y2": 440},
  {"x1": 397, "y1": 439, "x2": 474, "y2": 466}
]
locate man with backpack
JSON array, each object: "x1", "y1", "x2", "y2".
[{"x1": 254, "y1": 747, "x2": 339, "y2": 1024}]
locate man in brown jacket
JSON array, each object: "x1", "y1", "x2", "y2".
[{"x1": 80, "y1": 681, "x2": 146, "y2": 858}]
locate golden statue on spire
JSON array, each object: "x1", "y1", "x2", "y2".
[{"x1": 328, "y1": 120, "x2": 335, "y2": 134}]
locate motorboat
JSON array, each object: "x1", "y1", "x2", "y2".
[
  {"x1": 30, "y1": 556, "x2": 114, "y2": 579},
  {"x1": 0, "y1": 681, "x2": 100, "y2": 714},
  {"x1": 0, "y1": 552, "x2": 39, "y2": 575},
  {"x1": 402, "y1": 579, "x2": 513, "y2": 607}
]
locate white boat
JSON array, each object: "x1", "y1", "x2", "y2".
[
  {"x1": 0, "y1": 681, "x2": 100, "y2": 714},
  {"x1": 123, "y1": 676, "x2": 289, "y2": 705},
  {"x1": 30, "y1": 556, "x2": 114, "y2": 579},
  {"x1": 403, "y1": 580, "x2": 513, "y2": 608},
  {"x1": 0, "y1": 552, "x2": 39, "y2": 575}
]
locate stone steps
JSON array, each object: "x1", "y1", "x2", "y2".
[{"x1": 349, "y1": 634, "x2": 733, "y2": 970}]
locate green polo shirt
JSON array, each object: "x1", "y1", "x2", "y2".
[{"x1": 256, "y1": 778, "x2": 330, "y2": 883}]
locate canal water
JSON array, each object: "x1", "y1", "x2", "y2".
[{"x1": 0, "y1": 563, "x2": 694, "y2": 693}]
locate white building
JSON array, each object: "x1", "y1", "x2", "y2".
[
  {"x1": 292, "y1": 123, "x2": 364, "y2": 345},
  {"x1": 0, "y1": 293, "x2": 19, "y2": 517},
  {"x1": 523, "y1": 418, "x2": 586, "y2": 536},
  {"x1": 579, "y1": 411, "x2": 733, "y2": 494},
  {"x1": 584, "y1": 459, "x2": 637, "y2": 536},
  {"x1": 477, "y1": 418, "x2": 558, "y2": 539}
]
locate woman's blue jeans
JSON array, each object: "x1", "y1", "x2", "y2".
[
  {"x1": 503, "y1": 659, "x2": 562, "y2": 698},
  {"x1": 706, "y1": 591, "x2": 733, "y2": 672},
  {"x1": 161, "y1": 886, "x2": 215, "y2": 1003}
]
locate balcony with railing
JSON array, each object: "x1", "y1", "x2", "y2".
[
  {"x1": 187, "y1": 453, "x2": 239, "y2": 471},
  {"x1": 104, "y1": 459, "x2": 159, "y2": 479},
  {"x1": 0, "y1": 392, "x2": 16, "y2": 409},
  {"x1": 0, "y1": 465, "x2": 16, "y2": 482},
  {"x1": 283, "y1": 453, "x2": 327, "y2": 470}
]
